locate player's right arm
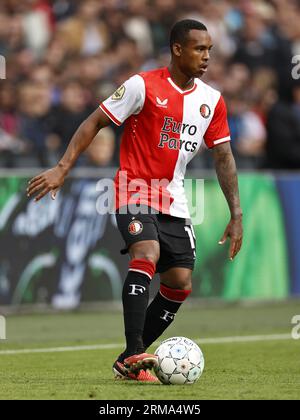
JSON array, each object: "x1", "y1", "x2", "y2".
[
  {"x1": 27, "y1": 75, "x2": 145, "y2": 202},
  {"x1": 27, "y1": 108, "x2": 111, "y2": 202}
]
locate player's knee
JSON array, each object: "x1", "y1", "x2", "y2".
[
  {"x1": 165, "y1": 275, "x2": 192, "y2": 291},
  {"x1": 130, "y1": 253, "x2": 159, "y2": 265},
  {"x1": 162, "y1": 271, "x2": 192, "y2": 290},
  {"x1": 177, "y1": 277, "x2": 192, "y2": 291},
  {"x1": 129, "y1": 241, "x2": 160, "y2": 264}
]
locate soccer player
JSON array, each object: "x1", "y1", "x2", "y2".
[{"x1": 27, "y1": 20, "x2": 243, "y2": 382}]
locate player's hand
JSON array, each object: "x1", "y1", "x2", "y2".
[
  {"x1": 218, "y1": 215, "x2": 243, "y2": 260},
  {"x1": 27, "y1": 165, "x2": 66, "y2": 202}
]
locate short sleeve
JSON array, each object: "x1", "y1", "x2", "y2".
[
  {"x1": 203, "y1": 95, "x2": 231, "y2": 148},
  {"x1": 99, "y1": 75, "x2": 145, "y2": 126}
]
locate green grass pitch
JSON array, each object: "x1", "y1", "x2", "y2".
[{"x1": 0, "y1": 301, "x2": 299, "y2": 400}]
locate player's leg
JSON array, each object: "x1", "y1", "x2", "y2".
[
  {"x1": 142, "y1": 215, "x2": 196, "y2": 350},
  {"x1": 118, "y1": 240, "x2": 160, "y2": 377},
  {"x1": 121, "y1": 240, "x2": 159, "y2": 357},
  {"x1": 114, "y1": 240, "x2": 159, "y2": 380},
  {"x1": 142, "y1": 267, "x2": 192, "y2": 350},
  {"x1": 113, "y1": 207, "x2": 160, "y2": 380}
]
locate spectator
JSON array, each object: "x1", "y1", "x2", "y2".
[
  {"x1": 0, "y1": 82, "x2": 24, "y2": 167},
  {"x1": 232, "y1": 4, "x2": 276, "y2": 72},
  {"x1": 18, "y1": 81, "x2": 54, "y2": 167},
  {"x1": 22, "y1": 0, "x2": 54, "y2": 58},
  {"x1": 57, "y1": 0, "x2": 108, "y2": 56},
  {"x1": 265, "y1": 82, "x2": 300, "y2": 169},
  {"x1": 84, "y1": 127, "x2": 116, "y2": 167},
  {"x1": 50, "y1": 80, "x2": 94, "y2": 155}
]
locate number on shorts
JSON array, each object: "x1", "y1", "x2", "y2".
[{"x1": 184, "y1": 225, "x2": 196, "y2": 250}]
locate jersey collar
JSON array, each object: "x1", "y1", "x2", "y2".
[{"x1": 165, "y1": 67, "x2": 197, "y2": 95}]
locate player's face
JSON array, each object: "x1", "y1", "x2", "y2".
[{"x1": 179, "y1": 30, "x2": 213, "y2": 78}]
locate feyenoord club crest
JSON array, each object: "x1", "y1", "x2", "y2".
[
  {"x1": 200, "y1": 104, "x2": 211, "y2": 118},
  {"x1": 128, "y1": 220, "x2": 143, "y2": 235}
]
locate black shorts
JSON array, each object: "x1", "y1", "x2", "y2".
[{"x1": 115, "y1": 206, "x2": 196, "y2": 273}]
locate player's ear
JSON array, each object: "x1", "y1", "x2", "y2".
[{"x1": 172, "y1": 43, "x2": 182, "y2": 57}]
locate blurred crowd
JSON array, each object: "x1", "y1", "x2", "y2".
[{"x1": 0, "y1": 0, "x2": 300, "y2": 169}]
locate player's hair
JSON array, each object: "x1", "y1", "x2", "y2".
[{"x1": 170, "y1": 19, "x2": 207, "y2": 51}]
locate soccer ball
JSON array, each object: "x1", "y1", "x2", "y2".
[{"x1": 154, "y1": 336, "x2": 204, "y2": 385}]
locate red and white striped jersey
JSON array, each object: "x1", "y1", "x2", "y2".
[{"x1": 100, "y1": 66, "x2": 230, "y2": 218}]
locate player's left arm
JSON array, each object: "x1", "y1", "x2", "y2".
[{"x1": 212, "y1": 142, "x2": 243, "y2": 260}]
